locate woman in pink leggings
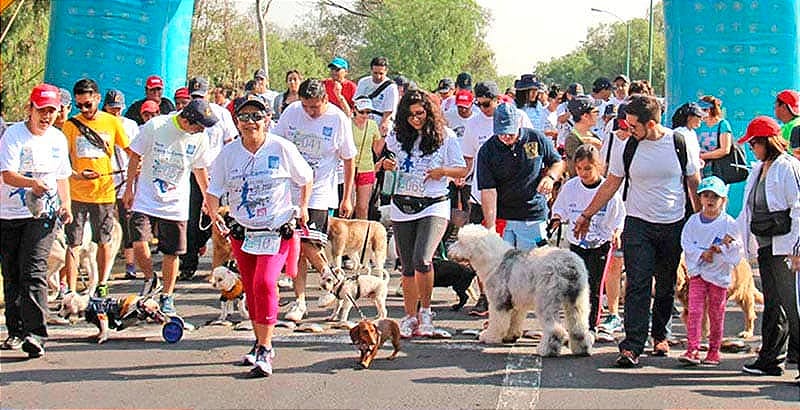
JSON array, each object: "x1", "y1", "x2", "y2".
[
  {"x1": 206, "y1": 95, "x2": 312, "y2": 378},
  {"x1": 678, "y1": 176, "x2": 743, "y2": 366}
]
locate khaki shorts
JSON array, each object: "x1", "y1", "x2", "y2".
[
  {"x1": 130, "y1": 212, "x2": 187, "y2": 255},
  {"x1": 66, "y1": 201, "x2": 116, "y2": 246}
]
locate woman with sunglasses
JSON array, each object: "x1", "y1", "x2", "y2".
[
  {"x1": 380, "y1": 89, "x2": 467, "y2": 338},
  {"x1": 737, "y1": 116, "x2": 800, "y2": 376},
  {"x1": 696, "y1": 95, "x2": 733, "y2": 179},
  {"x1": 351, "y1": 96, "x2": 383, "y2": 219},
  {"x1": 207, "y1": 95, "x2": 313, "y2": 378}
]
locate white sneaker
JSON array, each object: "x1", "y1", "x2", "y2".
[
  {"x1": 317, "y1": 292, "x2": 337, "y2": 308},
  {"x1": 416, "y1": 308, "x2": 434, "y2": 337},
  {"x1": 399, "y1": 315, "x2": 418, "y2": 339},
  {"x1": 277, "y1": 277, "x2": 293, "y2": 289},
  {"x1": 284, "y1": 301, "x2": 307, "y2": 322}
]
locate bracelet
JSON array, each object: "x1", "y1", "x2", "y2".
[
  {"x1": 580, "y1": 213, "x2": 591, "y2": 220},
  {"x1": 544, "y1": 174, "x2": 556, "y2": 182}
]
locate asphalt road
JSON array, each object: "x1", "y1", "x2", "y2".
[{"x1": 1, "y1": 254, "x2": 798, "y2": 409}]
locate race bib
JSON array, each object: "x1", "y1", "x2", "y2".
[
  {"x1": 242, "y1": 230, "x2": 281, "y2": 255},
  {"x1": 396, "y1": 172, "x2": 425, "y2": 196},
  {"x1": 76, "y1": 136, "x2": 108, "y2": 159}
]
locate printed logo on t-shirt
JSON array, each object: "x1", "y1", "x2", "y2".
[
  {"x1": 524, "y1": 141, "x2": 539, "y2": 159},
  {"x1": 186, "y1": 144, "x2": 196, "y2": 155},
  {"x1": 268, "y1": 155, "x2": 280, "y2": 169},
  {"x1": 322, "y1": 127, "x2": 333, "y2": 137}
]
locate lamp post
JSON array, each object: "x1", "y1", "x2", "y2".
[
  {"x1": 647, "y1": 0, "x2": 654, "y2": 85},
  {"x1": 591, "y1": 7, "x2": 630, "y2": 79}
]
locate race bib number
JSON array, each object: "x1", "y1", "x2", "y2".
[
  {"x1": 396, "y1": 172, "x2": 425, "y2": 196},
  {"x1": 76, "y1": 136, "x2": 107, "y2": 159},
  {"x1": 242, "y1": 230, "x2": 281, "y2": 255}
]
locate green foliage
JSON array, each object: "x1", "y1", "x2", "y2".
[
  {"x1": 1, "y1": 0, "x2": 51, "y2": 121},
  {"x1": 189, "y1": 0, "x2": 327, "y2": 92},
  {"x1": 357, "y1": 0, "x2": 493, "y2": 90},
  {"x1": 535, "y1": 4, "x2": 666, "y2": 95}
]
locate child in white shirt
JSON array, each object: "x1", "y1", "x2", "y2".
[{"x1": 679, "y1": 176, "x2": 743, "y2": 366}]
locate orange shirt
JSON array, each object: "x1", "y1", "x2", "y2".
[{"x1": 61, "y1": 111, "x2": 130, "y2": 203}]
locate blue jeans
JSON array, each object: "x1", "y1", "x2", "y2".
[
  {"x1": 619, "y1": 216, "x2": 684, "y2": 355},
  {"x1": 502, "y1": 219, "x2": 548, "y2": 252}
]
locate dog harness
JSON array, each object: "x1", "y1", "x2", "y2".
[
  {"x1": 331, "y1": 273, "x2": 361, "y2": 301},
  {"x1": 86, "y1": 295, "x2": 142, "y2": 330},
  {"x1": 220, "y1": 278, "x2": 244, "y2": 302}
]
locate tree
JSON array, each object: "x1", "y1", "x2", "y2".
[
  {"x1": 1, "y1": 0, "x2": 50, "y2": 121},
  {"x1": 535, "y1": 4, "x2": 666, "y2": 95}
]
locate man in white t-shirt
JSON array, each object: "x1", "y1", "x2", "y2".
[
  {"x1": 123, "y1": 99, "x2": 218, "y2": 315},
  {"x1": 591, "y1": 77, "x2": 613, "y2": 136},
  {"x1": 273, "y1": 79, "x2": 357, "y2": 322},
  {"x1": 575, "y1": 94, "x2": 701, "y2": 368},
  {"x1": 609, "y1": 74, "x2": 630, "y2": 107},
  {"x1": 179, "y1": 76, "x2": 239, "y2": 280},
  {"x1": 444, "y1": 89, "x2": 474, "y2": 140},
  {"x1": 556, "y1": 83, "x2": 584, "y2": 149},
  {"x1": 253, "y1": 68, "x2": 280, "y2": 110},
  {"x1": 355, "y1": 56, "x2": 399, "y2": 137},
  {"x1": 437, "y1": 78, "x2": 456, "y2": 114}
]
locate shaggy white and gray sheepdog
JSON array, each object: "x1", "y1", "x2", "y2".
[{"x1": 448, "y1": 224, "x2": 593, "y2": 357}]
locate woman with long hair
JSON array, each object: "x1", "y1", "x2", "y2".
[
  {"x1": 696, "y1": 95, "x2": 733, "y2": 178},
  {"x1": 379, "y1": 89, "x2": 467, "y2": 338},
  {"x1": 738, "y1": 116, "x2": 800, "y2": 376},
  {"x1": 272, "y1": 70, "x2": 302, "y2": 120}
]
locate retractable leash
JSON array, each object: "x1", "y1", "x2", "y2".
[{"x1": 345, "y1": 292, "x2": 368, "y2": 321}]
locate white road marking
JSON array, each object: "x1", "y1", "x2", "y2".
[{"x1": 496, "y1": 343, "x2": 542, "y2": 410}]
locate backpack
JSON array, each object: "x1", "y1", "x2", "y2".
[
  {"x1": 622, "y1": 130, "x2": 692, "y2": 217},
  {"x1": 709, "y1": 121, "x2": 749, "y2": 184}
]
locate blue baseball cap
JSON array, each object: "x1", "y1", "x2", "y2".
[
  {"x1": 697, "y1": 176, "x2": 728, "y2": 198},
  {"x1": 328, "y1": 56, "x2": 349, "y2": 71},
  {"x1": 493, "y1": 102, "x2": 519, "y2": 135}
]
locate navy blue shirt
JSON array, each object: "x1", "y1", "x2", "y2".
[{"x1": 476, "y1": 128, "x2": 561, "y2": 221}]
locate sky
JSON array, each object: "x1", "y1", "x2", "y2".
[{"x1": 258, "y1": 0, "x2": 655, "y2": 76}]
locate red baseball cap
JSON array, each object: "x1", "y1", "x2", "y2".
[
  {"x1": 145, "y1": 75, "x2": 164, "y2": 89},
  {"x1": 30, "y1": 83, "x2": 61, "y2": 109},
  {"x1": 777, "y1": 89, "x2": 799, "y2": 116},
  {"x1": 738, "y1": 115, "x2": 781, "y2": 144},
  {"x1": 140, "y1": 100, "x2": 160, "y2": 115},
  {"x1": 174, "y1": 87, "x2": 190, "y2": 100},
  {"x1": 455, "y1": 89, "x2": 474, "y2": 108}
]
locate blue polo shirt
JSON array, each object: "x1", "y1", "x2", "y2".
[{"x1": 476, "y1": 128, "x2": 561, "y2": 221}]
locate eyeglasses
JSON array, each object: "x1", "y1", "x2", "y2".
[
  {"x1": 747, "y1": 139, "x2": 762, "y2": 147},
  {"x1": 237, "y1": 112, "x2": 267, "y2": 122},
  {"x1": 409, "y1": 109, "x2": 426, "y2": 119},
  {"x1": 75, "y1": 101, "x2": 94, "y2": 110},
  {"x1": 146, "y1": 88, "x2": 163, "y2": 92},
  {"x1": 475, "y1": 101, "x2": 493, "y2": 109},
  {"x1": 356, "y1": 110, "x2": 371, "y2": 115}
]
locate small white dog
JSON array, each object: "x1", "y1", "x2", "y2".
[
  {"x1": 209, "y1": 265, "x2": 249, "y2": 323},
  {"x1": 448, "y1": 224, "x2": 593, "y2": 357},
  {"x1": 319, "y1": 267, "x2": 390, "y2": 322},
  {"x1": 59, "y1": 292, "x2": 166, "y2": 343}
]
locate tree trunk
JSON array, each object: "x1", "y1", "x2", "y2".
[{"x1": 255, "y1": 0, "x2": 271, "y2": 83}]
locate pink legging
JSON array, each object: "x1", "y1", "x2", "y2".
[
  {"x1": 686, "y1": 275, "x2": 728, "y2": 353},
  {"x1": 230, "y1": 234, "x2": 300, "y2": 325}
]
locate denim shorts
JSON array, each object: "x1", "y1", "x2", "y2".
[{"x1": 502, "y1": 219, "x2": 548, "y2": 252}]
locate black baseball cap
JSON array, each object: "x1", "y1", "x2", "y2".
[
  {"x1": 180, "y1": 99, "x2": 218, "y2": 127},
  {"x1": 566, "y1": 83, "x2": 584, "y2": 96},
  {"x1": 437, "y1": 78, "x2": 455, "y2": 93},
  {"x1": 234, "y1": 94, "x2": 273, "y2": 114},
  {"x1": 456, "y1": 72, "x2": 473, "y2": 90},
  {"x1": 474, "y1": 81, "x2": 500, "y2": 99},
  {"x1": 102, "y1": 89, "x2": 126, "y2": 109},
  {"x1": 188, "y1": 76, "x2": 210, "y2": 97},
  {"x1": 567, "y1": 94, "x2": 596, "y2": 118},
  {"x1": 592, "y1": 77, "x2": 613, "y2": 93}
]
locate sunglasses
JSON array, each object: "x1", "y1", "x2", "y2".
[
  {"x1": 75, "y1": 101, "x2": 94, "y2": 110},
  {"x1": 409, "y1": 109, "x2": 426, "y2": 119},
  {"x1": 356, "y1": 110, "x2": 371, "y2": 115},
  {"x1": 237, "y1": 112, "x2": 267, "y2": 122},
  {"x1": 475, "y1": 101, "x2": 493, "y2": 109}
]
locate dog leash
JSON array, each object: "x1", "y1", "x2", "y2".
[
  {"x1": 345, "y1": 292, "x2": 367, "y2": 321},
  {"x1": 359, "y1": 223, "x2": 371, "y2": 268}
]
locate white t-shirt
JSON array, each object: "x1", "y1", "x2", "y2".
[
  {"x1": 204, "y1": 102, "x2": 238, "y2": 164},
  {"x1": 444, "y1": 109, "x2": 474, "y2": 140},
  {"x1": 462, "y1": 109, "x2": 533, "y2": 204},
  {"x1": 272, "y1": 101, "x2": 357, "y2": 210},
  {"x1": 673, "y1": 126, "x2": 702, "y2": 165},
  {"x1": 681, "y1": 212, "x2": 743, "y2": 288},
  {"x1": 208, "y1": 135, "x2": 313, "y2": 230},
  {"x1": 387, "y1": 128, "x2": 465, "y2": 222},
  {"x1": 114, "y1": 117, "x2": 140, "y2": 199},
  {"x1": 441, "y1": 95, "x2": 456, "y2": 114},
  {"x1": 608, "y1": 128, "x2": 700, "y2": 224},
  {"x1": 0, "y1": 123, "x2": 71, "y2": 219},
  {"x1": 551, "y1": 177, "x2": 625, "y2": 248},
  {"x1": 355, "y1": 76, "x2": 399, "y2": 124},
  {"x1": 130, "y1": 115, "x2": 211, "y2": 221},
  {"x1": 599, "y1": 130, "x2": 628, "y2": 175},
  {"x1": 556, "y1": 102, "x2": 572, "y2": 148}
]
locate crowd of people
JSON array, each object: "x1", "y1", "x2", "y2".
[{"x1": 0, "y1": 56, "x2": 798, "y2": 380}]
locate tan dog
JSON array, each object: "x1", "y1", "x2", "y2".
[
  {"x1": 676, "y1": 254, "x2": 764, "y2": 339},
  {"x1": 349, "y1": 318, "x2": 401, "y2": 368},
  {"x1": 326, "y1": 217, "x2": 387, "y2": 275},
  {"x1": 211, "y1": 206, "x2": 233, "y2": 269}
]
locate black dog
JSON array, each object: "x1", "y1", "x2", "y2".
[{"x1": 433, "y1": 259, "x2": 477, "y2": 311}]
